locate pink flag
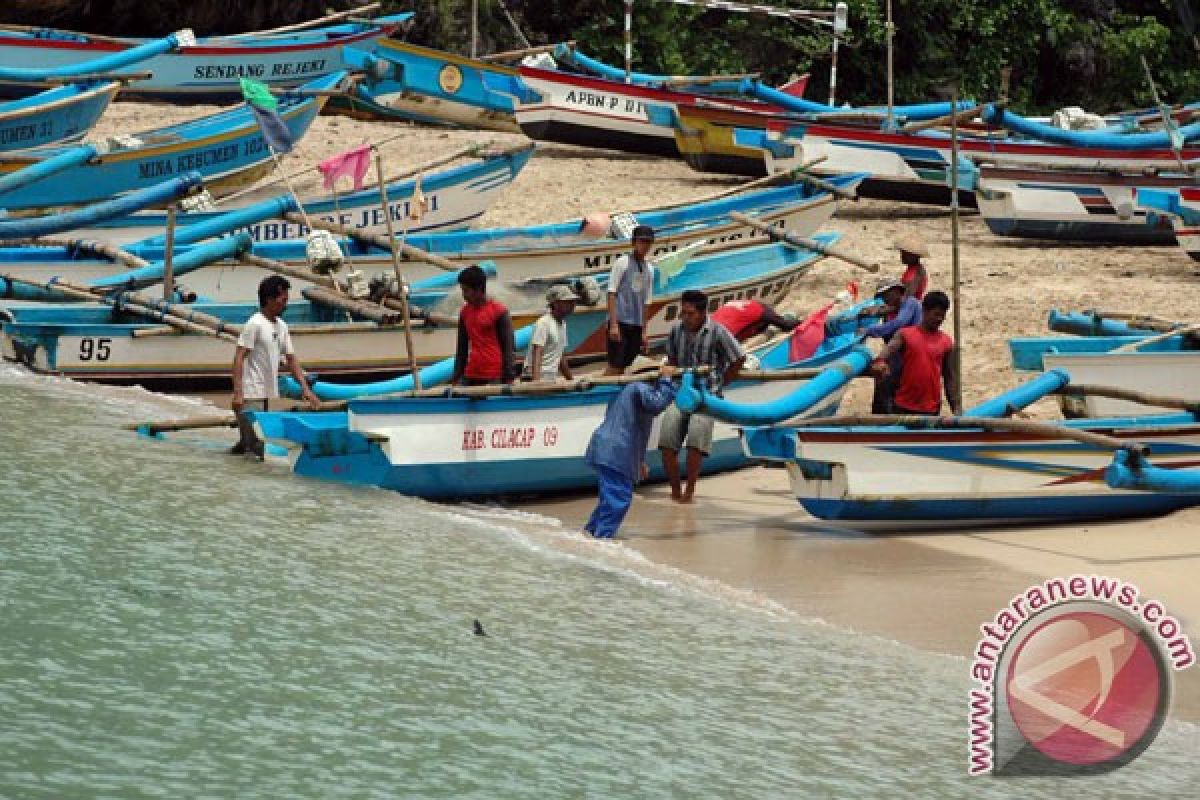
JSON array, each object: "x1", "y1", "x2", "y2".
[
  {"x1": 788, "y1": 302, "x2": 833, "y2": 362},
  {"x1": 317, "y1": 144, "x2": 372, "y2": 191}
]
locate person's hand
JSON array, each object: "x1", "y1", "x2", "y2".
[
  {"x1": 659, "y1": 364, "x2": 678, "y2": 379},
  {"x1": 870, "y1": 360, "x2": 889, "y2": 379},
  {"x1": 608, "y1": 322, "x2": 621, "y2": 342},
  {"x1": 640, "y1": 462, "x2": 650, "y2": 481},
  {"x1": 302, "y1": 388, "x2": 321, "y2": 410}
]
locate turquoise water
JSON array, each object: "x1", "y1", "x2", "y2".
[{"x1": 0, "y1": 365, "x2": 1197, "y2": 798}]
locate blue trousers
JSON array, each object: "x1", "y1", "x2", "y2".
[{"x1": 585, "y1": 466, "x2": 634, "y2": 539}]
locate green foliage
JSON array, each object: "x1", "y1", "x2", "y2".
[{"x1": 391, "y1": 0, "x2": 1200, "y2": 112}]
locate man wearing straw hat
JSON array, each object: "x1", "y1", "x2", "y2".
[
  {"x1": 604, "y1": 225, "x2": 656, "y2": 375},
  {"x1": 524, "y1": 284, "x2": 579, "y2": 382},
  {"x1": 231, "y1": 275, "x2": 321, "y2": 459},
  {"x1": 894, "y1": 234, "x2": 929, "y2": 300}
]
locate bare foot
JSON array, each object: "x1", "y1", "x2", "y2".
[
  {"x1": 680, "y1": 491, "x2": 695, "y2": 504},
  {"x1": 670, "y1": 490, "x2": 685, "y2": 503}
]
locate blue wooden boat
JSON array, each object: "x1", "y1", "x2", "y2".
[
  {"x1": 0, "y1": 14, "x2": 411, "y2": 102},
  {"x1": 678, "y1": 365, "x2": 1200, "y2": 528},
  {"x1": 1008, "y1": 310, "x2": 1200, "y2": 418},
  {"x1": 0, "y1": 71, "x2": 342, "y2": 211},
  {"x1": 0, "y1": 80, "x2": 120, "y2": 151},
  {"x1": 0, "y1": 236, "x2": 842, "y2": 388},
  {"x1": 338, "y1": 40, "x2": 530, "y2": 132},
  {"x1": 233, "y1": 328, "x2": 865, "y2": 499},
  {"x1": 0, "y1": 173, "x2": 862, "y2": 298},
  {"x1": 63, "y1": 143, "x2": 536, "y2": 245}
]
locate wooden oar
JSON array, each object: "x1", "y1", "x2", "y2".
[
  {"x1": 40, "y1": 71, "x2": 152, "y2": 84},
  {"x1": 901, "y1": 104, "x2": 987, "y2": 133},
  {"x1": 729, "y1": 211, "x2": 879, "y2": 272},
  {"x1": 481, "y1": 41, "x2": 573, "y2": 62},
  {"x1": 0, "y1": 238, "x2": 150, "y2": 270},
  {"x1": 1113, "y1": 322, "x2": 1200, "y2": 353},
  {"x1": 787, "y1": 414, "x2": 1146, "y2": 454},
  {"x1": 1056, "y1": 384, "x2": 1200, "y2": 413},
  {"x1": 284, "y1": 212, "x2": 462, "y2": 272},
  {"x1": 213, "y1": 3, "x2": 382, "y2": 40},
  {"x1": 1085, "y1": 309, "x2": 1185, "y2": 334}
]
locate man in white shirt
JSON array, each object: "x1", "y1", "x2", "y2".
[
  {"x1": 604, "y1": 224, "x2": 656, "y2": 375},
  {"x1": 231, "y1": 275, "x2": 320, "y2": 459},
  {"x1": 525, "y1": 284, "x2": 578, "y2": 382}
]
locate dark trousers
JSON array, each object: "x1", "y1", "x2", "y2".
[{"x1": 234, "y1": 399, "x2": 268, "y2": 459}]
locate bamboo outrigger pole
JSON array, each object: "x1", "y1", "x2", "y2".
[
  {"x1": 373, "y1": 146, "x2": 422, "y2": 389},
  {"x1": 950, "y1": 84, "x2": 964, "y2": 413},
  {"x1": 885, "y1": 0, "x2": 895, "y2": 130}
]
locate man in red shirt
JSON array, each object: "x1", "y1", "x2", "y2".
[
  {"x1": 895, "y1": 234, "x2": 929, "y2": 300},
  {"x1": 870, "y1": 290, "x2": 960, "y2": 415},
  {"x1": 451, "y1": 264, "x2": 516, "y2": 385},
  {"x1": 710, "y1": 299, "x2": 798, "y2": 342}
]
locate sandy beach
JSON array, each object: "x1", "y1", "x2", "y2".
[{"x1": 94, "y1": 103, "x2": 1200, "y2": 718}]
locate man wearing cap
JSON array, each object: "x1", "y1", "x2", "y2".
[
  {"x1": 525, "y1": 284, "x2": 578, "y2": 382},
  {"x1": 859, "y1": 279, "x2": 922, "y2": 413},
  {"x1": 895, "y1": 234, "x2": 929, "y2": 300},
  {"x1": 710, "y1": 299, "x2": 799, "y2": 342},
  {"x1": 604, "y1": 225, "x2": 656, "y2": 375}
]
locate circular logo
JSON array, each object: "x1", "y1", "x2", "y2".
[
  {"x1": 438, "y1": 64, "x2": 464, "y2": 95},
  {"x1": 1005, "y1": 609, "x2": 1170, "y2": 769}
]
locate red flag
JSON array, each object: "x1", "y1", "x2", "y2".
[
  {"x1": 788, "y1": 302, "x2": 833, "y2": 362},
  {"x1": 317, "y1": 144, "x2": 372, "y2": 191}
]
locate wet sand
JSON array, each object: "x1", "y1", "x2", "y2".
[{"x1": 93, "y1": 106, "x2": 1200, "y2": 717}]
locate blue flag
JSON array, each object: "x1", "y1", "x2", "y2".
[{"x1": 241, "y1": 78, "x2": 294, "y2": 155}]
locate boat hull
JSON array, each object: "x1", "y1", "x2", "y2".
[
  {"x1": 0, "y1": 17, "x2": 408, "y2": 101},
  {"x1": 0, "y1": 81, "x2": 118, "y2": 152},
  {"x1": 255, "y1": 342, "x2": 851, "y2": 499},
  {"x1": 758, "y1": 421, "x2": 1200, "y2": 527}
]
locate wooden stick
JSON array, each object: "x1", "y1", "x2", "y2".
[
  {"x1": 284, "y1": 211, "x2": 462, "y2": 272},
  {"x1": 0, "y1": 238, "x2": 149, "y2": 269},
  {"x1": 787, "y1": 414, "x2": 1145, "y2": 454},
  {"x1": 162, "y1": 207, "x2": 176, "y2": 302},
  {"x1": 1113, "y1": 322, "x2": 1200, "y2": 353},
  {"x1": 1086, "y1": 309, "x2": 1184, "y2": 334},
  {"x1": 40, "y1": 71, "x2": 153, "y2": 84},
  {"x1": 1056, "y1": 384, "x2": 1200, "y2": 413},
  {"x1": 901, "y1": 103, "x2": 986, "y2": 133},
  {"x1": 657, "y1": 73, "x2": 760, "y2": 86},
  {"x1": 124, "y1": 415, "x2": 237, "y2": 433},
  {"x1": 373, "y1": 146, "x2": 422, "y2": 388},
  {"x1": 480, "y1": 41, "x2": 572, "y2": 62},
  {"x1": 787, "y1": 169, "x2": 859, "y2": 201},
  {"x1": 213, "y1": 3, "x2": 382, "y2": 40},
  {"x1": 301, "y1": 285, "x2": 403, "y2": 325},
  {"x1": 628, "y1": 157, "x2": 830, "y2": 214},
  {"x1": 729, "y1": 211, "x2": 879, "y2": 272}
]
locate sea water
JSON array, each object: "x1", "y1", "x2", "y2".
[{"x1": 0, "y1": 364, "x2": 1196, "y2": 798}]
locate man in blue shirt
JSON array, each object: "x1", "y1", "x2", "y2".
[
  {"x1": 859, "y1": 279, "x2": 922, "y2": 413},
  {"x1": 583, "y1": 365, "x2": 678, "y2": 539}
]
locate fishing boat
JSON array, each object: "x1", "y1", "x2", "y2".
[
  {"x1": 975, "y1": 164, "x2": 1185, "y2": 244},
  {"x1": 0, "y1": 13, "x2": 412, "y2": 101},
  {"x1": 62, "y1": 143, "x2": 536, "y2": 245},
  {"x1": 0, "y1": 174, "x2": 862, "y2": 299},
  {"x1": 337, "y1": 40, "x2": 528, "y2": 132},
  {"x1": 0, "y1": 72, "x2": 342, "y2": 211},
  {"x1": 239, "y1": 330, "x2": 863, "y2": 499},
  {"x1": 1009, "y1": 310, "x2": 1200, "y2": 417},
  {"x1": 1137, "y1": 186, "x2": 1200, "y2": 260},
  {"x1": 670, "y1": 100, "x2": 1200, "y2": 206},
  {"x1": 0, "y1": 236, "x2": 843, "y2": 389},
  {"x1": 0, "y1": 80, "x2": 120, "y2": 151},
  {"x1": 676, "y1": 363, "x2": 1200, "y2": 527}
]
